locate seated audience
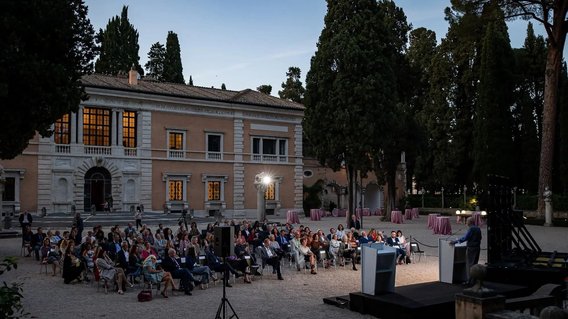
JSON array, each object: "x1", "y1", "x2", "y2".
[
  {"x1": 95, "y1": 248, "x2": 129, "y2": 294},
  {"x1": 161, "y1": 248, "x2": 194, "y2": 295},
  {"x1": 143, "y1": 255, "x2": 176, "y2": 298}
]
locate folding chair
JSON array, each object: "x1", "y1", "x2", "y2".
[{"x1": 410, "y1": 242, "x2": 425, "y2": 262}]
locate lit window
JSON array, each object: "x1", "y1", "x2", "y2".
[
  {"x1": 264, "y1": 183, "x2": 275, "y2": 200},
  {"x1": 168, "y1": 180, "x2": 183, "y2": 201},
  {"x1": 122, "y1": 111, "x2": 137, "y2": 148},
  {"x1": 83, "y1": 107, "x2": 111, "y2": 146},
  {"x1": 54, "y1": 114, "x2": 70, "y2": 144},
  {"x1": 207, "y1": 181, "x2": 221, "y2": 201},
  {"x1": 167, "y1": 131, "x2": 185, "y2": 158}
]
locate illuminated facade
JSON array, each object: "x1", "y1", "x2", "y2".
[{"x1": 0, "y1": 71, "x2": 304, "y2": 218}]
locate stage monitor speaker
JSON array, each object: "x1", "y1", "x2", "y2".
[{"x1": 214, "y1": 226, "x2": 234, "y2": 257}]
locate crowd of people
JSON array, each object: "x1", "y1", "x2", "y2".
[{"x1": 20, "y1": 212, "x2": 413, "y2": 298}]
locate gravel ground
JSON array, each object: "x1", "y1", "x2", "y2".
[{"x1": 1, "y1": 214, "x2": 565, "y2": 319}]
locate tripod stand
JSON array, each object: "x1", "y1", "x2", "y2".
[{"x1": 215, "y1": 259, "x2": 239, "y2": 319}]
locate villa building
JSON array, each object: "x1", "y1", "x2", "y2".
[{"x1": 0, "y1": 70, "x2": 304, "y2": 219}]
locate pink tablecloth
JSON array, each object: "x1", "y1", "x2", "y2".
[
  {"x1": 434, "y1": 216, "x2": 452, "y2": 235},
  {"x1": 391, "y1": 210, "x2": 403, "y2": 224},
  {"x1": 310, "y1": 209, "x2": 321, "y2": 221},
  {"x1": 404, "y1": 209, "x2": 412, "y2": 220},
  {"x1": 286, "y1": 210, "x2": 300, "y2": 224},
  {"x1": 411, "y1": 208, "x2": 420, "y2": 219},
  {"x1": 427, "y1": 214, "x2": 440, "y2": 229},
  {"x1": 373, "y1": 208, "x2": 384, "y2": 216},
  {"x1": 362, "y1": 208, "x2": 370, "y2": 216}
]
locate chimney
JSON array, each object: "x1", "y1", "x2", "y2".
[{"x1": 128, "y1": 64, "x2": 138, "y2": 86}]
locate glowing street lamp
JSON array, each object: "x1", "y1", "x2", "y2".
[{"x1": 255, "y1": 173, "x2": 272, "y2": 222}]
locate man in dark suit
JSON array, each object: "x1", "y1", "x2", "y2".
[
  {"x1": 259, "y1": 239, "x2": 283, "y2": 280},
  {"x1": 161, "y1": 248, "x2": 194, "y2": 295},
  {"x1": 386, "y1": 230, "x2": 406, "y2": 264},
  {"x1": 18, "y1": 211, "x2": 33, "y2": 234}
]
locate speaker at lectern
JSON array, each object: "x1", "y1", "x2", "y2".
[
  {"x1": 438, "y1": 238, "x2": 467, "y2": 284},
  {"x1": 361, "y1": 243, "x2": 397, "y2": 295}
]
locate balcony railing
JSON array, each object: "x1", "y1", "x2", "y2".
[
  {"x1": 55, "y1": 145, "x2": 71, "y2": 154},
  {"x1": 252, "y1": 154, "x2": 288, "y2": 162},
  {"x1": 207, "y1": 152, "x2": 222, "y2": 160},
  {"x1": 168, "y1": 150, "x2": 185, "y2": 159},
  {"x1": 85, "y1": 146, "x2": 112, "y2": 155},
  {"x1": 124, "y1": 148, "x2": 137, "y2": 157}
]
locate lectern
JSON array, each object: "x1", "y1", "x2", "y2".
[
  {"x1": 439, "y1": 238, "x2": 467, "y2": 284},
  {"x1": 361, "y1": 243, "x2": 397, "y2": 295}
]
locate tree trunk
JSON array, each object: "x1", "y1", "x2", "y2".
[
  {"x1": 537, "y1": 35, "x2": 565, "y2": 217},
  {"x1": 346, "y1": 164, "x2": 355, "y2": 228}
]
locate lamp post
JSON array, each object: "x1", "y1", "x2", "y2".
[
  {"x1": 463, "y1": 185, "x2": 467, "y2": 207},
  {"x1": 254, "y1": 173, "x2": 272, "y2": 222},
  {"x1": 0, "y1": 164, "x2": 4, "y2": 227},
  {"x1": 421, "y1": 187, "x2": 425, "y2": 208},
  {"x1": 441, "y1": 187, "x2": 445, "y2": 208}
]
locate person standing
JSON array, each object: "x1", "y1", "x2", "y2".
[
  {"x1": 74, "y1": 213, "x2": 84, "y2": 243},
  {"x1": 134, "y1": 206, "x2": 143, "y2": 230},
  {"x1": 450, "y1": 217, "x2": 482, "y2": 285},
  {"x1": 19, "y1": 210, "x2": 33, "y2": 234}
]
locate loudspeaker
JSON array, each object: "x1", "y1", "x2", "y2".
[{"x1": 214, "y1": 226, "x2": 234, "y2": 257}]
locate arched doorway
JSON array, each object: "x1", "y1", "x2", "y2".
[{"x1": 84, "y1": 167, "x2": 111, "y2": 212}]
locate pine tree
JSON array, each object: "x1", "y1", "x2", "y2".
[
  {"x1": 144, "y1": 42, "x2": 165, "y2": 80},
  {"x1": 221, "y1": 83, "x2": 226, "y2": 90},
  {"x1": 163, "y1": 31, "x2": 184, "y2": 83},
  {"x1": 0, "y1": 0, "x2": 96, "y2": 159},
  {"x1": 94, "y1": 6, "x2": 143, "y2": 75},
  {"x1": 278, "y1": 67, "x2": 305, "y2": 103},
  {"x1": 257, "y1": 85, "x2": 272, "y2": 95},
  {"x1": 188, "y1": 76, "x2": 193, "y2": 86}
]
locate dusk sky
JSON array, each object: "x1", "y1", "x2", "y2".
[{"x1": 84, "y1": 0, "x2": 548, "y2": 94}]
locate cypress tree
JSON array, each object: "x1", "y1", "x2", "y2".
[
  {"x1": 188, "y1": 75, "x2": 193, "y2": 86},
  {"x1": 221, "y1": 83, "x2": 226, "y2": 90},
  {"x1": 163, "y1": 31, "x2": 184, "y2": 83},
  {"x1": 473, "y1": 5, "x2": 515, "y2": 183}
]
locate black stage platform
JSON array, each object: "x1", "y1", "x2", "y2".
[{"x1": 324, "y1": 281, "x2": 528, "y2": 319}]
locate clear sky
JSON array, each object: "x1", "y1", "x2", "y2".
[{"x1": 84, "y1": 0, "x2": 548, "y2": 94}]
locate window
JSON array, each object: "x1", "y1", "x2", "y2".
[
  {"x1": 122, "y1": 111, "x2": 137, "y2": 148},
  {"x1": 54, "y1": 114, "x2": 70, "y2": 144},
  {"x1": 207, "y1": 181, "x2": 221, "y2": 201},
  {"x1": 264, "y1": 183, "x2": 275, "y2": 200},
  {"x1": 83, "y1": 107, "x2": 111, "y2": 146},
  {"x1": 2, "y1": 177, "x2": 15, "y2": 201},
  {"x1": 252, "y1": 137, "x2": 287, "y2": 162},
  {"x1": 168, "y1": 180, "x2": 183, "y2": 201},
  {"x1": 206, "y1": 133, "x2": 222, "y2": 160},
  {"x1": 167, "y1": 131, "x2": 185, "y2": 158}
]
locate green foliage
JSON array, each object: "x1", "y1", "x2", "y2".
[
  {"x1": 278, "y1": 67, "x2": 305, "y2": 103},
  {"x1": 221, "y1": 83, "x2": 226, "y2": 90},
  {"x1": 0, "y1": 257, "x2": 26, "y2": 318},
  {"x1": 144, "y1": 42, "x2": 165, "y2": 80},
  {"x1": 95, "y1": 6, "x2": 143, "y2": 75},
  {"x1": 163, "y1": 31, "x2": 184, "y2": 84},
  {"x1": 473, "y1": 4, "x2": 515, "y2": 184},
  {"x1": 188, "y1": 75, "x2": 194, "y2": 86},
  {"x1": 0, "y1": 0, "x2": 96, "y2": 159},
  {"x1": 256, "y1": 85, "x2": 272, "y2": 95},
  {"x1": 303, "y1": 180, "x2": 324, "y2": 215},
  {"x1": 304, "y1": 0, "x2": 411, "y2": 214}
]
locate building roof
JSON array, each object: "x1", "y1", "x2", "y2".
[{"x1": 81, "y1": 74, "x2": 304, "y2": 111}]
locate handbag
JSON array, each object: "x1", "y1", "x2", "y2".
[{"x1": 137, "y1": 289, "x2": 152, "y2": 302}]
